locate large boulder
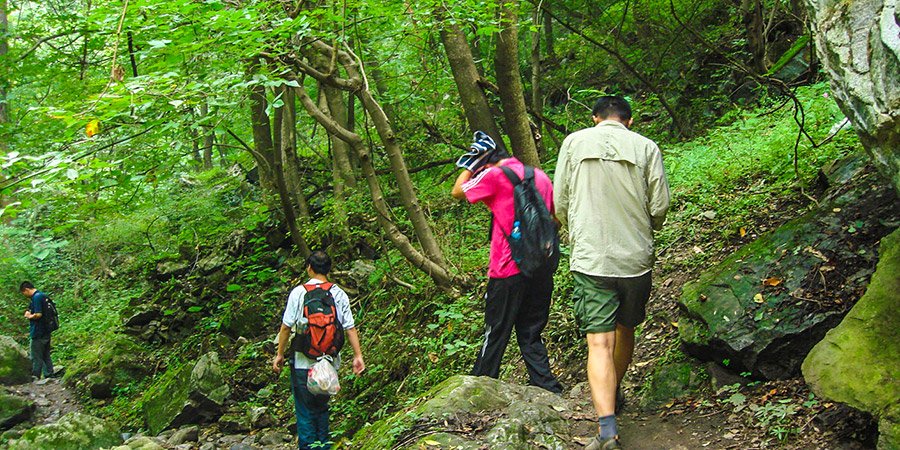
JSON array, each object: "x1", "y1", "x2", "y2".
[
  {"x1": 802, "y1": 228, "x2": 900, "y2": 450},
  {"x1": 0, "y1": 336, "x2": 31, "y2": 386},
  {"x1": 351, "y1": 375, "x2": 571, "y2": 450},
  {"x1": 806, "y1": 0, "x2": 900, "y2": 194},
  {"x1": 5, "y1": 412, "x2": 120, "y2": 450},
  {"x1": 0, "y1": 392, "x2": 34, "y2": 430},
  {"x1": 140, "y1": 351, "x2": 230, "y2": 435},
  {"x1": 678, "y1": 155, "x2": 900, "y2": 379},
  {"x1": 63, "y1": 333, "x2": 150, "y2": 399}
]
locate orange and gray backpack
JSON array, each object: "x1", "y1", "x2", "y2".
[{"x1": 292, "y1": 283, "x2": 345, "y2": 359}]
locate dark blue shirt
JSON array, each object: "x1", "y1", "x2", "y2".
[{"x1": 30, "y1": 291, "x2": 49, "y2": 339}]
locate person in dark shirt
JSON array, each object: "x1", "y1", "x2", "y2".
[{"x1": 21, "y1": 281, "x2": 54, "y2": 379}]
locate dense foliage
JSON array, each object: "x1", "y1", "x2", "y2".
[{"x1": 0, "y1": 0, "x2": 853, "y2": 442}]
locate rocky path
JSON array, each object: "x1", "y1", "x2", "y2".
[{"x1": 5, "y1": 376, "x2": 82, "y2": 427}]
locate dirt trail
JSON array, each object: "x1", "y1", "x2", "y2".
[{"x1": 5, "y1": 376, "x2": 83, "y2": 426}]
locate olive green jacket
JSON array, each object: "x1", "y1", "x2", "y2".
[{"x1": 554, "y1": 120, "x2": 671, "y2": 277}]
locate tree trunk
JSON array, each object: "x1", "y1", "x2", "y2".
[
  {"x1": 530, "y1": 6, "x2": 546, "y2": 156},
  {"x1": 1, "y1": 0, "x2": 11, "y2": 222},
  {"x1": 201, "y1": 102, "x2": 214, "y2": 170},
  {"x1": 324, "y1": 84, "x2": 357, "y2": 190},
  {"x1": 494, "y1": 1, "x2": 541, "y2": 168},
  {"x1": 276, "y1": 85, "x2": 312, "y2": 255},
  {"x1": 742, "y1": 0, "x2": 769, "y2": 74},
  {"x1": 294, "y1": 83, "x2": 455, "y2": 287},
  {"x1": 439, "y1": 23, "x2": 507, "y2": 151},
  {"x1": 279, "y1": 86, "x2": 312, "y2": 224},
  {"x1": 247, "y1": 72, "x2": 278, "y2": 201},
  {"x1": 190, "y1": 129, "x2": 203, "y2": 170}
]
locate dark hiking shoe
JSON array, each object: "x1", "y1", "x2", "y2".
[
  {"x1": 615, "y1": 386, "x2": 626, "y2": 414},
  {"x1": 585, "y1": 435, "x2": 622, "y2": 450}
]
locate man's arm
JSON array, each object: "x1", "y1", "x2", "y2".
[
  {"x1": 345, "y1": 327, "x2": 365, "y2": 375},
  {"x1": 24, "y1": 311, "x2": 42, "y2": 320},
  {"x1": 272, "y1": 323, "x2": 291, "y2": 372},
  {"x1": 451, "y1": 169, "x2": 473, "y2": 200},
  {"x1": 646, "y1": 144, "x2": 671, "y2": 231},
  {"x1": 553, "y1": 140, "x2": 572, "y2": 226}
]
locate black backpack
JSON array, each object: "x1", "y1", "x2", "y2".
[
  {"x1": 291, "y1": 283, "x2": 345, "y2": 359},
  {"x1": 495, "y1": 165, "x2": 560, "y2": 277},
  {"x1": 39, "y1": 295, "x2": 60, "y2": 333}
]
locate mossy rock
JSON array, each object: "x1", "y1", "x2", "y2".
[
  {"x1": 679, "y1": 156, "x2": 900, "y2": 379},
  {"x1": 63, "y1": 332, "x2": 149, "y2": 399},
  {"x1": 639, "y1": 361, "x2": 703, "y2": 410},
  {"x1": 6, "y1": 412, "x2": 120, "y2": 450},
  {"x1": 803, "y1": 228, "x2": 900, "y2": 450},
  {"x1": 351, "y1": 375, "x2": 573, "y2": 450},
  {"x1": 107, "y1": 436, "x2": 166, "y2": 450},
  {"x1": 0, "y1": 392, "x2": 33, "y2": 430},
  {"x1": 140, "y1": 351, "x2": 229, "y2": 435},
  {"x1": 0, "y1": 336, "x2": 31, "y2": 386}
]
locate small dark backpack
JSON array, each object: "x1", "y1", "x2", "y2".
[
  {"x1": 40, "y1": 295, "x2": 60, "y2": 333},
  {"x1": 292, "y1": 283, "x2": 344, "y2": 359},
  {"x1": 497, "y1": 165, "x2": 560, "y2": 277}
]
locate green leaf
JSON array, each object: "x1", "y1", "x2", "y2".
[
  {"x1": 187, "y1": 306, "x2": 203, "y2": 313},
  {"x1": 226, "y1": 284, "x2": 242, "y2": 292}
]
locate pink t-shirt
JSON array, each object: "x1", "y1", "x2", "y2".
[{"x1": 462, "y1": 158, "x2": 555, "y2": 278}]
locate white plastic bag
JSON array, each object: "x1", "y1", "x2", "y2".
[{"x1": 307, "y1": 357, "x2": 340, "y2": 396}]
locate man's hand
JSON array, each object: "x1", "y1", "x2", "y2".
[
  {"x1": 352, "y1": 356, "x2": 365, "y2": 375},
  {"x1": 272, "y1": 354, "x2": 284, "y2": 373}
]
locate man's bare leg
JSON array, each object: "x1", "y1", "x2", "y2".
[
  {"x1": 587, "y1": 331, "x2": 618, "y2": 441},
  {"x1": 614, "y1": 324, "x2": 635, "y2": 386}
]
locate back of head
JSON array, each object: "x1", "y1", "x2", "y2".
[
  {"x1": 19, "y1": 281, "x2": 34, "y2": 292},
  {"x1": 306, "y1": 251, "x2": 332, "y2": 275},
  {"x1": 592, "y1": 96, "x2": 632, "y2": 122}
]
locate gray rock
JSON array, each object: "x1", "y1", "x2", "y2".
[
  {"x1": 350, "y1": 375, "x2": 576, "y2": 450},
  {"x1": 349, "y1": 260, "x2": 376, "y2": 285},
  {"x1": 141, "y1": 351, "x2": 230, "y2": 434},
  {"x1": 116, "y1": 436, "x2": 166, "y2": 450},
  {"x1": 679, "y1": 154, "x2": 900, "y2": 379},
  {"x1": 0, "y1": 392, "x2": 34, "y2": 430},
  {"x1": 0, "y1": 336, "x2": 31, "y2": 386},
  {"x1": 155, "y1": 259, "x2": 191, "y2": 281},
  {"x1": 167, "y1": 425, "x2": 199, "y2": 445},
  {"x1": 807, "y1": 0, "x2": 900, "y2": 195},
  {"x1": 700, "y1": 210, "x2": 717, "y2": 220},
  {"x1": 802, "y1": 228, "x2": 900, "y2": 450},
  {"x1": 6, "y1": 412, "x2": 120, "y2": 450},
  {"x1": 248, "y1": 407, "x2": 276, "y2": 430},
  {"x1": 230, "y1": 444, "x2": 255, "y2": 450},
  {"x1": 198, "y1": 254, "x2": 229, "y2": 275},
  {"x1": 200, "y1": 443, "x2": 215, "y2": 450},
  {"x1": 704, "y1": 362, "x2": 750, "y2": 392},
  {"x1": 258, "y1": 431, "x2": 291, "y2": 446},
  {"x1": 218, "y1": 412, "x2": 251, "y2": 434}
]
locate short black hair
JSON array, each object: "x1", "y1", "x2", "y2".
[
  {"x1": 306, "y1": 251, "x2": 332, "y2": 275},
  {"x1": 19, "y1": 281, "x2": 34, "y2": 292},
  {"x1": 485, "y1": 146, "x2": 510, "y2": 165},
  {"x1": 592, "y1": 96, "x2": 632, "y2": 121}
]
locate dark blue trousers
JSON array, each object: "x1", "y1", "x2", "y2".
[
  {"x1": 290, "y1": 366, "x2": 331, "y2": 449},
  {"x1": 30, "y1": 335, "x2": 54, "y2": 378}
]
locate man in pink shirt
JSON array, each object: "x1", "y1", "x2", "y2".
[{"x1": 451, "y1": 132, "x2": 563, "y2": 393}]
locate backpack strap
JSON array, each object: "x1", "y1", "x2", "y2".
[
  {"x1": 493, "y1": 165, "x2": 535, "y2": 239},
  {"x1": 303, "y1": 282, "x2": 334, "y2": 292}
]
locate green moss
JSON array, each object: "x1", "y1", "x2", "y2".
[
  {"x1": 803, "y1": 229, "x2": 900, "y2": 449},
  {"x1": 6, "y1": 412, "x2": 119, "y2": 450}
]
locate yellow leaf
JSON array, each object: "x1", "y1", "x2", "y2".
[
  {"x1": 762, "y1": 277, "x2": 783, "y2": 287},
  {"x1": 86, "y1": 120, "x2": 100, "y2": 137},
  {"x1": 423, "y1": 440, "x2": 440, "y2": 446},
  {"x1": 754, "y1": 293, "x2": 764, "y2": 303},
  {"x1": 740, "y1": 227, "x2": 747, "y2": 237}
]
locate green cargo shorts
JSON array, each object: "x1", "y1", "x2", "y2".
[{"x1": 572, "y1": 271, "x2": 652, "y2": 334}]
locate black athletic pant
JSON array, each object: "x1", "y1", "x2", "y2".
[{"x1": 471, "y1": 271, "x2": 563, "y2": 393}]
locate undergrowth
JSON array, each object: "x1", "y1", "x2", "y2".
[{"x1": 0, "y1": 82, "x2": 861, "y2": 443}]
